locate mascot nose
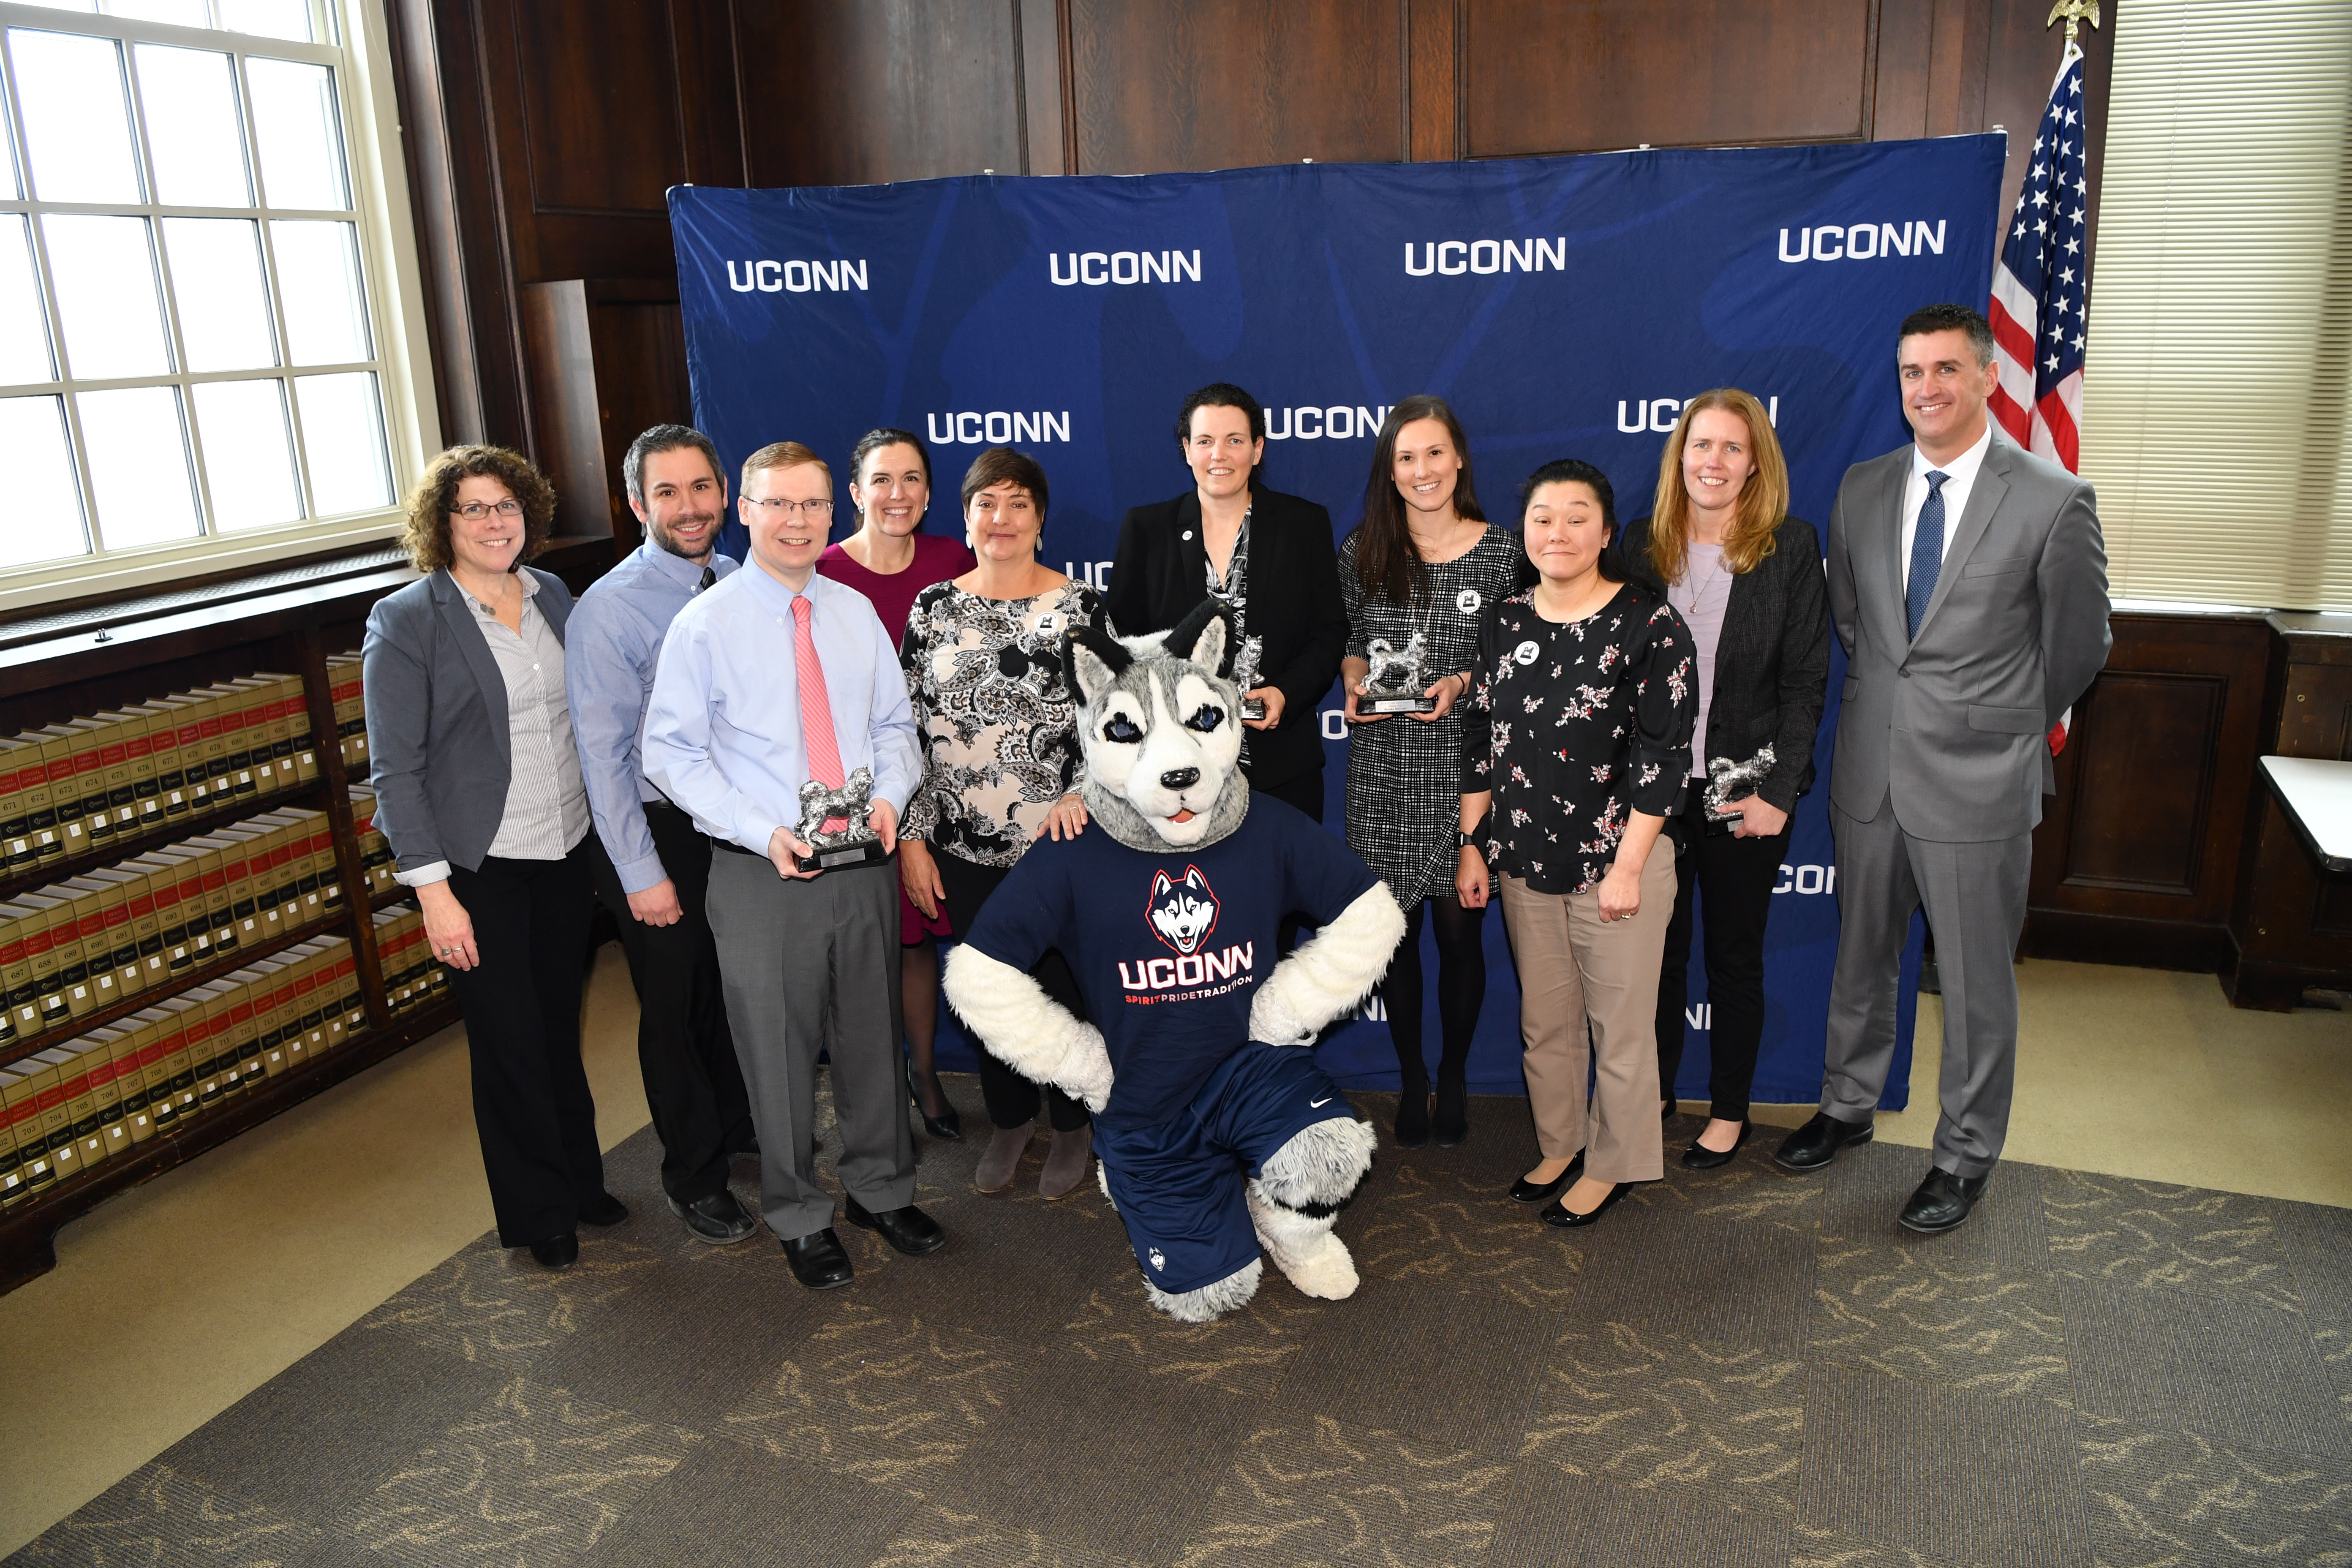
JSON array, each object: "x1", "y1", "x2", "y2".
[{"x1": 1160, "y1": 767, "x2": 1200, "y2": 792}]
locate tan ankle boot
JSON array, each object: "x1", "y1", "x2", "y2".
[
  {"x1": 1039, "y1": 1123, "x2": 1094, "y2": 1200},
  {"x1": 974, "y1": 1120, "x2": 1037, "y2": 1193}
]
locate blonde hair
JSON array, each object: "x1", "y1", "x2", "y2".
[
  {"x1": 1646, "y1": 389, "x2": 1789, "y2": 582},
  {"x1": 740, "y1": 441, "x2": 830, "y2": 488}
]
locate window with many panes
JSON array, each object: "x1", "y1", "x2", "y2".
[{"x1": 0, "y1": 0, "x2": 429, "y2": 605}]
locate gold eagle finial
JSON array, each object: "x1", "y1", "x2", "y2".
[{"x1": 2047, "y1": 0, "x2": 2101, "y2": 50}]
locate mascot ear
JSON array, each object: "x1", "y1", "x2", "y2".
[
  {"x1": 1063, "y1": 622, "x2": 1134, "y2": 707},
  {"x1": 1164, "y1": 596, "x2": 1235, "y2": 678}
]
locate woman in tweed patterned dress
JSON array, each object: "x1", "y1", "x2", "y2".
[{"x1": 1341, "y1": 397, "x2": 1523, "y2": 1148}]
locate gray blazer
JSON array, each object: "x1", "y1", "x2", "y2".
[
  {"x1": 362, "y1": 566, "x2": 575, "y2": 875},
  {"x1": 1826, "y1": 430, "x2": 2109, "y2": 842}
]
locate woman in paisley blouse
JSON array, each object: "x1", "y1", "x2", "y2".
[
  {"x1": 1458, "y1": 459, "x2": 1696, "y2": 1230},
  {"x1": 898, "y1": 446, "x2": 1104, "y2": 1198}
]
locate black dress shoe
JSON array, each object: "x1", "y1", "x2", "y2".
[
  {"x1": 1898, "y1": 1167, "x2": 1990, "y2": 1234},
  {"x1": 1772, "y1": 1112, "x2": 1873, "y2": 1172},
  {"x1": 907, "y1": 1060, "x2": 962, "y2": 1141},
  {"x1": 781, "y1": 1227, "x2": 854, "y2": 1288},
  {"x1": 668, "y1": 1190, "x2": 758, "y2": 1245},
  {"x1": 577, "y1": 1192, "x2": 629, "y2": 1227},
  {"x1": 844, "y1": 1195, "x2": 946, "y2": 1256},
  {"x1": 1682, "y1": 1121, "x2": 1751, "y2": 1170},
  {"x1": 528, "y1": 1232, "x2": 579, "y2": 1269},
  {"x1": 1431, "y1": 1073, "x2": 1469, "y2": 1147},
  {"x1": 1539, "y1": 1182, "x2": 1630, "y2": 1229},
  {"x1": 1393, "y1": 1086, "x2": 1431, "y2": 1148},
  {"x1": 1510, "y1": 1150, "x2": 1584, "y2": 1203}
]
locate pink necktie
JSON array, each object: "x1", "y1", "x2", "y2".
[{"x1": 790, "y1": 596, "x2": 849, "y2": 831}]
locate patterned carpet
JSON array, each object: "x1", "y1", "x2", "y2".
[{"x1": 14, "y1": 1080, "x2": 2352, "y2": 1568}]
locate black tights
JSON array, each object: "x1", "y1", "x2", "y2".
[{"x1": 1384, "y1": 895, "x2": 1487, "y2": 1089}]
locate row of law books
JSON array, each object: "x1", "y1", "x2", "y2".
[
  {"x1": 324, "y1": 652, "x2": 368, "y2": 773},
  {"x1": 0, "y1": 934, "x2": 365, "y2": 1203},
  {"x1": 0, "y1": 808, "x2": 345, "y2": 1054},
  {"x1": 0, "y1": 672, "x2": 318, "y2": 873},
  {"x1": 370, "y1": 901, "x2": 450, "y2": 1016},
  {"x1": 347, "y1": 787, "x2": 396, "y2": 896}
]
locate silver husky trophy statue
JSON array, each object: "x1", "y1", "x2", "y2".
[
  {"x1": 1702, "y1": 746, "x2": 1777, "y2": 824},
  {"x1": 1359, "y1": 630, "x2": 1435, "y2": 715},
  {"x1": 793, "y1": 765, "x2": 889, "y2": 872},
  {"x1": 1232, "y1": 634, "x2": 1267, "y2": 722}
]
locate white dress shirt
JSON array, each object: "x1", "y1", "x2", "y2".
[{"x1": 1898, "y1": 419, "x2": 1993, "y2": 594}]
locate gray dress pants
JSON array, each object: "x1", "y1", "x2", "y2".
[
  {"x1": 1821, "y1": 792, "x2": 2032, "y2": 1179},
  {"x1": 705, "y1": 847, "x2": 915, "y2": 1239}
]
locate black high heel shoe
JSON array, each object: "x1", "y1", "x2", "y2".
[
  {"x1": 1510, "y1": 1149, "x2": 1584, "y2": 1203},
  {"x1": 1538, "y1": 1181, "x2": 1630, "y2": 1229},
  {"x1": 907, "y1": 1059, "x2": 962, "y2": 1141},
  {"x1": 1681, "y1": 1120, "x2": 1750, "y2": 1170}
]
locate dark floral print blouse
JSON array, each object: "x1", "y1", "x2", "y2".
[{"x1": 1460, "y1": 580, "x2": 1696, "y2": 896}]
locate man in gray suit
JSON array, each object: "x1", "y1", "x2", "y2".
[{"x1": 1774, "y1": 303, "x2": 2109, "y2": 1233}]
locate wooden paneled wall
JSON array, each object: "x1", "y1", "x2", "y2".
[{"x1": 387, "y1": 0, "x2": 2115, "y2": 472}]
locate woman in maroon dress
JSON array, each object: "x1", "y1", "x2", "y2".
[{"x1": 817, "y1": 427, "x2": 976, "y2": 1138}]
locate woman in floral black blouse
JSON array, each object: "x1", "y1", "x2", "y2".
[{"x1": 1457, "y1": 459, "x2": 1695, "y2": 1229}]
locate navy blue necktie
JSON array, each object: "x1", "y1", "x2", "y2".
[{"x1": 1906, "y1": 470, "x2": 1949, "y2": 639}]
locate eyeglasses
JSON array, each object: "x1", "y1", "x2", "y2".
[
  {"x1": 449, "y1": 499, "x2": 523, "y2": 521},
  {"x1": 746, "y1": 497, "x2": 836, "y2": 518}
]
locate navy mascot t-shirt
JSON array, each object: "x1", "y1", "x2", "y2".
[{"x1": 963, "y1": 796, "x2": 1379, "y2": 1130}]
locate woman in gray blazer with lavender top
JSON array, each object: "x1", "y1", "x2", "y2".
[{"x1": 363, "y1": 444, "x2": 621, "y2": 1271}]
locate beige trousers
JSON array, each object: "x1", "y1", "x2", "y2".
[{"x1": 1500, "y1": 834, "x2": 1676, "y2": 1184}]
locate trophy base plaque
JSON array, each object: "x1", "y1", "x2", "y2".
[
  {"x1": 794, "y1": 838, "x2": 890, "y2": 874},
  {"x1": 1360, "y1": 693, "x2": 1438, "y2": 716},
  {"x1": 1240, "y1": 697, "x2": 1266, "y2": 722}
]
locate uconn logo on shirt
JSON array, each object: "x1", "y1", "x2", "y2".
[{"x1": 1119, "y1": 866, "x2": 1256, "y2": 996}]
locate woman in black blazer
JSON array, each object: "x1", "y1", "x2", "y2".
[
  {"x1": 1104, "y1": 383, "x2": 1346, "y2": 821},
  {"x1": 364, "y1": 445, "x2": 620, "y2": 1270},
  {"x1": 1619, "y1": 390, "x2": 1830, "y2": 1168}
]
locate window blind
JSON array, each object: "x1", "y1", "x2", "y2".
[{"x1": 2079, "y1": 0, "x2": 2352, "y2": 611}]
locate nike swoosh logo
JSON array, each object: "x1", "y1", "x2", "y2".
[{"x1": 1309, "y1": 1097, "x2": 1332, "y2": 1108}]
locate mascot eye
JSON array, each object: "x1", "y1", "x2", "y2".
[
  {"x1": 1185, "y1": 704, "x2": 1226, "y2": 734},
  {"x1": 1101, "y1": 713, "x2": 1143, "y2": 744}
]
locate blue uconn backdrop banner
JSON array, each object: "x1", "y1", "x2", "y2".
[{"x1": 672, "y1": 135, "x2": 2004, "y2": 1108}]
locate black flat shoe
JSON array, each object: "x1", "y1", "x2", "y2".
[
  {"x1": 1539, "y1": 1182, "x2": 1629, "y2": 1229},
  {"x1": 1682, "y1": 1121, "x2": 1751, "y2": 1170},
  {"x1": 1898, "y1": 1167, "x2": 1990, "y2": 1234},
  {"x1": 528, "y1": 1232, "x2": 579, "y2": 1269},
  {"x1": 1393, "y1": 1088, "x2": 1431, "y2": 1149},
  {"x1": 668, "y1": 1190, "x2": 758, "y2": 1245},
  {"x1": 1772, "y1": 1111, "x2": 1873, "y2": 1173},
  {"x1": 577, "y1": 1192, "x2": 629, "y2": 1227},
  {"x1": 1431, "y1": 1074, "x2": 1469, "y2": 1147},
  {"x1": 907, "y1": 1060, "x2": 962, "y2": 1141},
  {"x1": 1511, "y1": 1150, "x2": 1584, "y2": 1203},
  {"x1": 844, "y1": 1195, "x2": 947, "y2": 1256},
  {"x1": 781, "y1": 1227, "x2": 854, "y2": 1288}
]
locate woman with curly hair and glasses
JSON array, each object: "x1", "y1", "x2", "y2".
[{"x1": 363, "y1": 445, "x2": 624, "y2": 1271}]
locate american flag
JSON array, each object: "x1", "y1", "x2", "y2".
[{"x1": 1989, "y1": 45, "x2": 2090, "y2": 470}]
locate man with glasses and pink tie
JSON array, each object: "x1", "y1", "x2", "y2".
[{"x1": 642, "y1": 440, "x2": 942, "y2": 1289}]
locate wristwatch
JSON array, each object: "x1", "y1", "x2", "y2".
[{"x1": 1457, "y1": 827, "x2": 1481, "y2": 848}]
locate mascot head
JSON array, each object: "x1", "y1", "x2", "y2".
[{"x1": 1063, "y1": 598, "x2": 1250, "y2": 850}]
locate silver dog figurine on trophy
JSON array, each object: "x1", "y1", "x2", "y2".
[
  {"x1": 1358, "y1": 630, "x2": 1436, "y2": 715},
  {"x1": 793, "y1": 765, "x2": 889, "y2": 872},
  {"x1": 1233, "y1": 633, "x2": 1267, "y2": 722}
]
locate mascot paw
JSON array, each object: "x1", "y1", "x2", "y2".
[
  {"x1": 1054, "y1": 1021, "x2": 1114, "y2": 1113},
  {"x1": 1145, "y1": 1258, "x2": 1262, "y2": 1323},
  {"x1": 1278, "y1": 1233, "x2": 1360, "y2": 1301},
  {"x1": 1246, "y1": 984, "x2": 1315, "y2": 1047}
]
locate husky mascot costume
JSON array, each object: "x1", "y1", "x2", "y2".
[{"x1": 943, "y1": 601, "x2": 1405, "y2": 1322}]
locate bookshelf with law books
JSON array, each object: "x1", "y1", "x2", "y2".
[{"x1": 0, "y1": 560, "x2": 489, "y2": 1292}]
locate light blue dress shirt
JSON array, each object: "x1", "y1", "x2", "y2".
[
  {"x1": 566, "y1": 542, "x2": 739, "y2": 894},
  {"x1": 642, "y1": 565, "x2": 921, "y2": 855}
]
